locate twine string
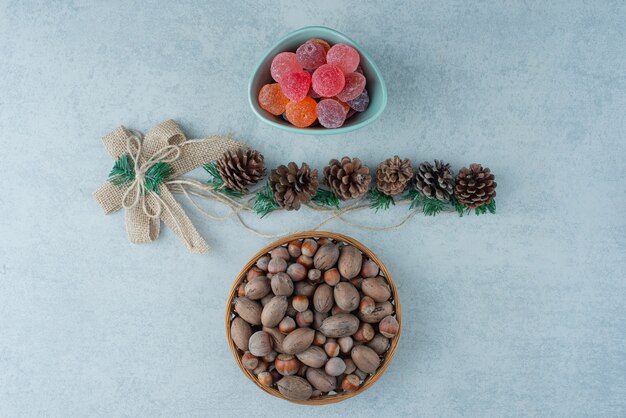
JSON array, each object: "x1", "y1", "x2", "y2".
[
  {"x1": 168, "y1": 177, "x2": 449, "y2": 238},
  {"x1": 119, "y1": 133, "x2": 193, "y2": 247}
]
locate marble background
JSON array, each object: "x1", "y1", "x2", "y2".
[{"x1": 0, "y1": 1, "x2": 624, "y2": 416}]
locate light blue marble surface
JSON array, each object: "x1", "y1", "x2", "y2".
[{"x1": 0, "y1": 1, "x2": 625, "y2": 416}]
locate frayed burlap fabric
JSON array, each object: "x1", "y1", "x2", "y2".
[{"x1": 93, "y1": 119, "x2": 244, "y2": 253}]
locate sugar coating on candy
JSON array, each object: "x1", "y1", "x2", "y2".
[
  {"x1": 347, "y1": 89, "x2": 369, "y2": 112},
  {"x1": 296, "y1": 41, "x2": 326, "y2": 70},
  {"x1": 280, "y1": 70, "x2": 311, "y2": 102},
  {"x1": 326, "y1": 44, "x2": 360, "y2": 74},
  {"x1": 258, "y1": 83, "x2": 290, "y2": 116},
  {"x1": 271, "y1": 52, "x2": 301, "y2": 83},
  {"x1": 286, "y1": 96, "x2": 318, "y2": 128},
  {"x1": 316, "y1": 99, "x2": 347, "y2": 128},
  {"x1": 308, "y1": 38, "x2": 331, "y2": 53},
  {"x1": 336, "y1": 72, "x2": 366, "y2": 102},
  {"x1": 311, "y1": 64, "x2": 345, "y2": 98},
  {"x1": 332, "y1": 97, "x2": 351, "y2": 115}
]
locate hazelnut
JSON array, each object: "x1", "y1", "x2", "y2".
[
  {"x1": 263, "y1": 350, "x2": 277, "y2": 363},
  {"x1": 323, "y1": 268, "x2": 341, "y2": 286},
  {"x1": 297, "y1": 254, "x2": 314, "y2": 268},
  {"x1": 268, "y1": 257, "x2": 287, "y2": 274},
  {"x1": 367, "y1": 334, "x2": 390, "y2": 355},
  {"x1": 325, "y1": 357, "x2": 346, "y2": 377},
  {"x1": 324, "y1": 339, "x2": 340, "y2": 357},
  {"x1": 237, "y1": 284, "x2": 246, "y2": 297},
  {"x1": 257, "y1": 371, "x2": 273, "y2": 386},
  {"x1": 247, "y1": 266, "x2": 264, "y2": 281},
  {"x1": 313, "y1": 330, "x2": 327, "y2": 346},
  {"x1": 343, "y1": 358, "x2": 357, "y2": 375},
  {"x1": 287, "y1": 240, "x2": 302, "y2": 258},
  {"x1": 353, "y1": 322, "x2": 375, "y2": 343},
  {"x1": 292, "y1": 295, "x2": 309, "y2": 312},
  {"x1": 271, "y1": 246, "x2": 290, "y2": 260},
  {"x1": 242, "y1": 351, "x2": 258, "y2": 370},
  {"x1": 249, "y1": 331, "x2": 273, "y2": 357},
  {"x1": 294, "y1": 280, "x2": 316, "y2": 297},
  {"x1": 379, "y1": 315, "x2": 399, "y2": 338},
  {"x1": 301, "y1": 239, "x2": 318, "y2": 257},
  {"x1": 351, "y1": 277, "x2": 364, "y2": 289},
  {"x1": 338, "y1": 336, "x2": 354, "y2": 354},
  {"x1": 279, "y1": 316, "x2": 296, "y2": 334},
  {"x1": 360, "y1": 259, "x2": 379, "y2": 278},
  {"x1": 287, "y1": 263, "x2": 307, "y2": 282},
  {"x1": 275, "y1": 354, "x2": 300, "y2": 376},
  {"x1": 307, "y1": 268, "x2": 322, "y2": 283},
  {"x1": 359, "y1": 296, "x2": 375, "y2": 315},
  {"x1": 253, "y1": 359, "x2": 269, "y2": 375},
  {"x1": 295, "y1": 309, "x2": 314, "y2": 327},
  {"x1": 341, "y1": 374, "x2": 360, "y2": 392},
  {"x1": 256, "y1": 255, "x2": 270, "y2": 272}
]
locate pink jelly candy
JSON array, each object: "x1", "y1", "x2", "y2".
[
  {"x1": 271, "y1": 52, "x2": 301, "y2": 83},
  {"x1": 336, "y1": 72, "x2": 366, "y2": 102},
  {"x1": 316, "y1": 99, "x2": 347, "y2": 128},
  {"x1": 326, "y1": 43, "x2": 360, "y2": 74},
  {"x1": 347, "y1": 89, "x2": 369, "y2": 112},
  {"x1": 311, "y1": 64, "x2": 345, "y2": 98},
  {"x1": 280, "y1": 70, "x2": 311, "y2": 102},
  {"x1": 296, "y1": 41, "x2": 326, "y2": 70}
]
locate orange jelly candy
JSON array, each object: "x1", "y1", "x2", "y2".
[
  {"x1": 285, "y1": 96, "x2": 318, "y2": 127},
  {"x1": 258, "y1": 83, "x2": 290, "y2": 115}
]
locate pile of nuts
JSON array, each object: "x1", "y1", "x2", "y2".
[{"x1": 229, "y1": 236, "x2": 400, "y2": 401}]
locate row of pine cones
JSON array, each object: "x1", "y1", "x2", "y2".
[{"x1": 215, "y1": 150, "x2": 496, "y2": 211}]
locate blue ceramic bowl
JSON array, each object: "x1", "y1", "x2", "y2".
[{"x1": 248, "y1": 26, "x2": 387, "y2": 135}]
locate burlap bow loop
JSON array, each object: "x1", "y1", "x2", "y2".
[{"x1": 94, "y1": 120, "x2": 244, "y2": 253}]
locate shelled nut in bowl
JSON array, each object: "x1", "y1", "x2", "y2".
[
  {"x1": 248, "y1": 26, "x2": 388, "y2": 135},
  {"x1": 225, "y1": 231, "x2": 401, "y2": 405}
]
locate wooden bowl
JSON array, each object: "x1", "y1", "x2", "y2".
[{"x1": 225, "y1": 231, "x2": 401, "y2": 405}]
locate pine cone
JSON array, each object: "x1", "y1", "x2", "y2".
[
  {"x1": 454, "y1": 163, "x2": 497, "y2": 208},
  {"x1": 216, "y1": 149, "x2": 265, "y2": 193},
  {"x1": 324, "y1": 157, "x2": 372, "y2": 200},
  {"x1": 414, "y1": 160, "x2": 455, "y2": 201},
  {"x1": 269, "y1": 162, "x2": 319, "y2": 210},
  {"x1": 376, "y1": 156, "x2": 413, "y2": 196}
]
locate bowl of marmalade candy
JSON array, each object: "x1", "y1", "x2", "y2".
[{"x1": 249, "y1": 26, "x2": 387, "y2": 135}]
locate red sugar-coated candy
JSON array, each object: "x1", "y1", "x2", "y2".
[
  {"x1": 316, "y1": 99, "x2": 347, "y2": 129},
  {"x1": 258, "y1": 83, "x2": 290, "y2": 115},
  {"x1": 308, "y1": 38, "x2": 331, "y2": 53},
  {"x1": 347, "y1": 89, "x2": 369, "y2": 112},
  {"x1": 271, "y1": 52, "x2": 301, "y2": 83},
  {"x1": 296, "y1": 41, "x2": 326, "y2": 70},
  {"x1": 280, "y1": 70, "x2": 311, "y2": 102},
  {"x1": 311, "y1": 64, "x2": 345, "y2": 98},
  {"x1": 326, "y1": 43, "x2": 360, "y2": 74},
  {"x1": 336, "y1": 72, "x2": 366, "y2": 102},
  {"x1": 286, "y1": 96, "x2": 318, "y2": 128}
]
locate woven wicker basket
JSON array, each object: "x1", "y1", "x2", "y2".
[{"x1": 225, "y1": 231, "x2": 402, "y2": 405}]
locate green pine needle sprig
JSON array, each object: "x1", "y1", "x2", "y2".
[
  {"x1": 368, "y1": 189, "x2": 395, "y2": 212},
  {"x1": 312, "y1": 188, "x2": 340, "y2": 209},
  {"x1": 144, "y1": 161, "x2": 172, "y2": 194},
  {"x1": 108, "y1": 154, "x2": 135, "y2": 187},
  {"x1": 253, "y1": 182, "x2": 279, "y2": 218},
  {"x1": 203, "y1": 161, "x2": 243, "y2": 198},
  {"x1": 422, "y1": 198, "x2": 445, "y2": 216}
]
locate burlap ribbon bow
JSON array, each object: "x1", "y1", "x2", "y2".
[{"x1": 93, "y1": 120, "x2": 244, "y2": 253}]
